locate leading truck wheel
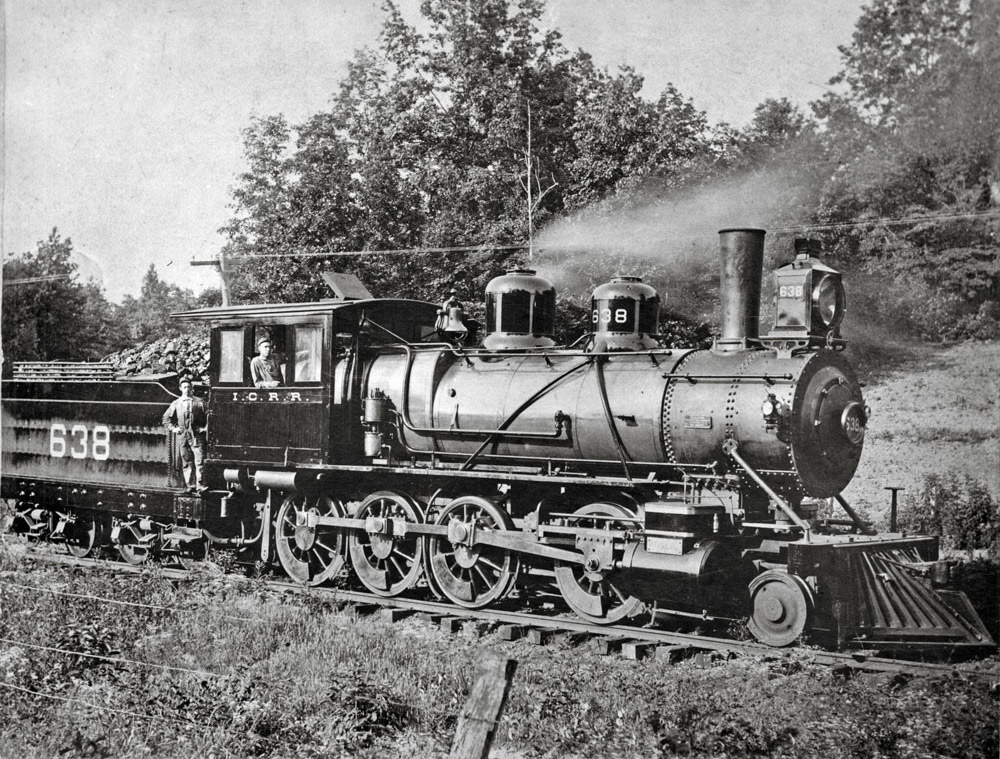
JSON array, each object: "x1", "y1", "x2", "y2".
[
  {"x1": 275, "y1": 493, "x2": 347, "y2": 586},
  {"x1": 747, "y1": 571, "x2": 814, "y2": 647},
  {"x1": 553, "y1": 502, "x2": 643, "y2": 625}
]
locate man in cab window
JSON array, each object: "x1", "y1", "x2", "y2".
[{"x1": 251, "y1": 337, "x2": 285, "y2": 388}]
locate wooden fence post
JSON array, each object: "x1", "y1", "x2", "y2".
[{"x1": 449, "y1": 652, "x2": 518, "y2": 759}]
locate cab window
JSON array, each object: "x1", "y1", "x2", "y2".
[
  {"x1": 218, "y1": 329, "x2": 245, "y2": 383},
  {"x1": 293, "y1": 326, "x2": 323, "y2": 383}
]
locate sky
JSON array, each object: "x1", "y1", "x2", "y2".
[{"x1": 2, "y1": 0, "x2": 867, "y2": 303}]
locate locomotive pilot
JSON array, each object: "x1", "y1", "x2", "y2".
[
  {"x1": 250, "y1": 337, "x2": 285, "y2": 388},
  {"x1": 162, "y1": 377, "x2": 208, "y2": 493}
]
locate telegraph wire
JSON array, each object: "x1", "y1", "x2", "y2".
[
  {"x1": 2, "y1": 274, "x2": 74, "y2": 286},
  {"x1": 0, "y1": 578, "x2": 259, "y2": 623},
  {"x1": 0, "y1": 636, "x2": 225, "y2": 679},
  {"x1": 0, "y1": 681, "x2": 210, "y2": 728},
  {"x1": 190, "y1": 209, "x2": 1000, "y2": 264}
]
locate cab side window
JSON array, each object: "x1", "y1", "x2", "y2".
[
  {"x1": 293, "y1": 326, "x2": 323, "y2": 383},
  {"x1": 218, "y1": 329, "x2": 245, "y2": 383}
]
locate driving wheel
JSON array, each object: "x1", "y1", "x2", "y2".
[{"x1": 554, "y1": 502, "x2": 643, "y2": 624}]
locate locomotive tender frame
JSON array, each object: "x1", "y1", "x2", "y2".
[{"x1": 2, "y1": 230, "x2": 993, "y2": 656}]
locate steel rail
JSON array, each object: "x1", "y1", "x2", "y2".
[{"x1": 21, "y1": 548, "x2": 997, "y2": 681}]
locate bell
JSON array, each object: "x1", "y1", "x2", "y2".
[{"x1": 435, "y1": 290, "x2": 468, "y2": 338}]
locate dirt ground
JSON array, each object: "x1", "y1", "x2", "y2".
[{"x1": 840, "y1": 340, "x2": 1000, "y2": 522}]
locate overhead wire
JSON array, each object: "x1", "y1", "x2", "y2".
[
  {"x1": 0, "y1": 681, "x2": 211, "y2": 728},
  {"x1": 191, "y1": 209, "x2": 1000, "y2": 264},
  {"x1": 0, "y1": 578, "x2": 259, "y2": 623},
  {"x1": 0, "y1": 635, "x2": 224, "y2": 680}
]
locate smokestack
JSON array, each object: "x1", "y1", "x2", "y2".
[{"x1": 716, "y1": 228, "x2": 765, "y2": 351}]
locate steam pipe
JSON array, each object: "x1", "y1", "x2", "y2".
[{"x1": 716, "y1": 228, "x2": 765, "y2": 351}]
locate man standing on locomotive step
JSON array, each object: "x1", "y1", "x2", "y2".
[
  {"x1": 250, "y1": 337, "x2": 285, "y2": 388},
  {"x1": 162, "y1": 377, "x2": 208, "y2": 492}
]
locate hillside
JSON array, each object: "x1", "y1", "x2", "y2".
[{"x1": 840, "y1": 341, "x2": 1000, "y2": 524}]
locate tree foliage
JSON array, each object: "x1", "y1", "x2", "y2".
[
  {"x1": 216, "y1": 0, "x2": 998, "y2": 343},
  {"x1": 116, "y1": 265, "x2": 215, "y2": 344},
  {"x1": 2, "y1": 230, "x2": 124, "y2": 368},
  {"x1": 2, "y1": 233, "x2": 218, "y2": 372},
  {"x1": 807, "y1": 0, "x2": 1000, "y2": 340},
  {"x1": 222, "y1": 0, "x2": 719, "y2": 309}
]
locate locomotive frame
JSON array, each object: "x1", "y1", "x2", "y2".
[{"x1": 2, "y1": 230, "x2": 994, "y2": 656}]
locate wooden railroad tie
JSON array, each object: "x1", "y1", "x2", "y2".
[
  {"x1": 621, "y1": 640, "x2": 656, "y2": 660},
  {"x1": 525, "y1": 627, "x2": 554, "y2": 645},
  {"x1": 496, "y1": 624, "x2": 525, "y2": 641},
  {"x1": 593, "y1": 636, "x2": 631, "y2": 655},
  {"x1": 655, "y1": 644, "x2": 695, "y2": 664},
  {"x1": 441, "y1": 616, "x2": 465, "y2": 634},
  {"x1": 380, "y1": 608, "x2": 415, "y2": 623}
]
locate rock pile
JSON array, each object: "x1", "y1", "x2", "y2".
[{"x1": 105, "y1": 334, "x2": 210, "y2": 383}]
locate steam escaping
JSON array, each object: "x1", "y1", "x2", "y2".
[{"x1": 531, "y1": 159, "x2": 818, "y2": 322}]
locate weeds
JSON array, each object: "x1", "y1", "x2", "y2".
[{"x1": 0, "y1": 545, "x2": 997, "y2": 758}]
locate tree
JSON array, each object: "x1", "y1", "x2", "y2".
[
  {"x1": 117, "y1": 265, "x2": 206, "y2": 344},
  {"x1": 2, "y1": 229, "x2": 123, "y2": 367},
  {"x1": 808, "y1": 0, "x2": 1000, "y2": 339},
  {"x1": 221, "y1": 0, "x2": 720, "y2": 306}
]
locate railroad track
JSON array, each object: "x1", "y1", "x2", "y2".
[{"x1": 17, "y1": 545, "x2": 998, "y2": 681}]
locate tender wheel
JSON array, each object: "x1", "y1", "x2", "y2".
[
  {"x1": 65, "y1": 512, "x2": 103, "y2": 558},
  {"x1": 554, "y1": 502, "x2": 643, "y2": 624},
  {"x1": 349, "y1": 491, "x2": 424, "y2": 597},
  {"x1": 115, "y1": 521, "x2": 157, "y2": 565},
  {"x1": 275, "y1": 492, "x2": 347, "y2": 586},
  {"x1": 428, "y1": 496, "x2": 519, "y2": 609},
  {"x1": 176, "y1": 537, "x2": 209, "y2": 570},
  {"x1": 747, "y1": 570, "x2": 814, "y2": 647}
]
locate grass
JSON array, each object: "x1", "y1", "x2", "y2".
[{"x1": 0, "y1": 546, "x2": 998, "y2": 758}]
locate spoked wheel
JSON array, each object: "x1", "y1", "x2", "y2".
[
  {"x1": 427, "y1": 496, "x2": 519, "y2": 609},
  {"x1": 275, "y1": 492, "x2": 348, "y2": 586},
  {"x1": 65, "y1": 512, "x2": 104, "y2": 558},
  {"x1": 349, "y1": 491, "x2": 424, "y2": 597},
  {"x1": 554, "y1": 502, "x2": 643, "y2": 624},
  {"x1": 747, "y1": 570, "x2": 814, "y2": 647},
  {"x1": 115, "y1": 521, "x2": 158, "y2": 565}
]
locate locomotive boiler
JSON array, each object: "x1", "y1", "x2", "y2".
[{"x1": 2, "y1": 229, "x2": 993, "y2": 656}]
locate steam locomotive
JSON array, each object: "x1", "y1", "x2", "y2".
[{"x1": 2, "y1": 229, "x2": 992, "y2": 655}]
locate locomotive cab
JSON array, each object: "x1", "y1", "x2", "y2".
[{"x1": 172, "y1": 295, "x2": 440, "y2": 474}]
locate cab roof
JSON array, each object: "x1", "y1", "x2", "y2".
[{"x1": 171, "y1": 298, "x2": 439, "y2": 323}]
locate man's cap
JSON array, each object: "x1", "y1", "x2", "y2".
[
  {"x1": 179, "y1": 377, "x2": 193, "y2": 387},
  {"x1": 257, "y1": 337, "x2": 272, "y2": 347}
]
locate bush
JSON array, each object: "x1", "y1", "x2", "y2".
[{"x1": 897, "y1": 471, "x2": 1000, "y2": 557}]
